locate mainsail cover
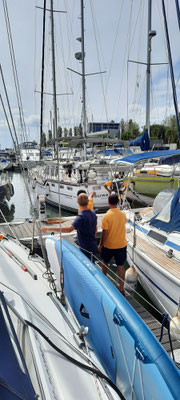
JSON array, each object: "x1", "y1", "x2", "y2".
[
  {"x1": 129, "y1": 129, "x2": 150, "y2": 151},
  {"x1": 150, "y1": 187, "x2": 180, "y2": 233}
]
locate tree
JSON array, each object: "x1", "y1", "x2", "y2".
[
  {"x1": 63, "y1": 127, "x2": 68, "y2": 137},
  {"x1": 69, "y1": 127, "x2": 73, "y2": 136},
  {"x1": 57, "y1": 126, "x2": 62, "y2": 138},
  {"x1": 46, "y1": 130, "x2": 52, "y2": 146}
]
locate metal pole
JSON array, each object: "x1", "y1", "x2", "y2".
[
  {"x1": 50, "y1": 0, "x2": 58, "y2": 156},
  {"x1": 40, "y1": 0, "x2": 47, "y2": 161},
  {"x1": 145, "y1": 0, "x2": 152, "y2": 138},
  {"x1": 81, "y1": 0, "x2": 87, "y2": 159}
]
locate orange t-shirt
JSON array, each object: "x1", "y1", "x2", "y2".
[
  {"x1": 78, "y1": 196, "x2": 93, "y2": 214},
  {"x1": 101, "y1": 208, "x2": 127, "y2": 249}
]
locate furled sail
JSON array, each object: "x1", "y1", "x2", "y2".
[{"x1": 129, "y1": 128, "x2": 150, "y2": 151}]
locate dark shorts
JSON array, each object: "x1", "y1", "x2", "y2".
[{"x1": 101, "y1": 246, "x2": 127, "y2": 266}]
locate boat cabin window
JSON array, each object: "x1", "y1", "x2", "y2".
[
  {"x1": 55, "y1": 166, "x2": 58, "y2": 176},
  {"x1": 92, "y1": 185, "x2": 101, "y2": 191},
  {"x1": 67, "y1": 186, "x2": 73, "y2": 191},
  {"x1": 51, "y1": 183, "x2": 55, "y2": 187},
  {"x1": 59, "y1": 185, "x2": 64, "y2": 189}
]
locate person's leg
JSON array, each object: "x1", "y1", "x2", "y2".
[
  {"x1": 101, "y1": 261, "x2": 108, "y2": 275},
  {"x1": 115, "y1": 247, "x2": 127, "y2": 294},
  {"x1": 117, "y1": 265, "x2": 125, "y2": 293},
  {"x1": 100, "y1": 247, "x2": 112, "y2": 276}
]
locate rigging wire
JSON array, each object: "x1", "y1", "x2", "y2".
[
  {"x1": 2, "y1": 0, "x2": 27, "y2": 143},
  {"x1": 25, "y1": 319, "x2": 125, "y2": 399},
  {"x1": 89, "y1": 0, "x2": 108, "y2": 122},
  {"x1": 105, "y1": 1, "x2": 123, "y2": 96}
]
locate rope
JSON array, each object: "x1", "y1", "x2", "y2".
[
  {"x1": 159, "y1": 313, "x2": 175, "y2": 362},
  {"x1": 25, "y1": 320, "x2": 125, "y2": 399}
]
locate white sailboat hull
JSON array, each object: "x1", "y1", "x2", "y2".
[
  {"x1": 35, "y1": 180, "x2": 109, "y2": 211},
  {"x1": 0, "y1": 236, "x2": 119, "y2": 399},
  {"x1": 127, "y1": 239, "x2": 180, "y2": 318}
]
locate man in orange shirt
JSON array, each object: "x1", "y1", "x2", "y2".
[
  {"x1": 104, "y1": 173, "x2": 127, "y2": 205},
  {"x1": 98, "y1": 193, "x2": 127, "y2": 295}
]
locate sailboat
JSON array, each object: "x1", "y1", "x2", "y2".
[
  {"x1": 0, "y1": 233, "x2": 123, "y2": 399},
  {"x1": 111, "y1": 149, "x2": 180, "y2": 321},
  {"x1": 31, "y1": 0, "x2": 128, "y2": 212}
]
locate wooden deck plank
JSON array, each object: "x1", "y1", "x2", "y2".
[{"x1": 127, "y1": 231, "x2": 180, "y2": 279}]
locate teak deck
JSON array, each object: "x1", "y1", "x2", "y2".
[{"x1": 127, "y1": 230, "x2": 180, "y2": 280}]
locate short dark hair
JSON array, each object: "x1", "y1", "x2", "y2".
[
  {"x1": 108, "y1": 193, "x2": 119, "y2": 205},
  {"x1": 78, "y1": 193, "x2": 89, "y2": 206},
  {"x1": 77, "y1": 189, "x2": 86, "y2": 196}
]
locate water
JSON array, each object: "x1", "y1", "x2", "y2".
[{"x1": 0, "y1": 171, "x2": 75, "y2": 223}]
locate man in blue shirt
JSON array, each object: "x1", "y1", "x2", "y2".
[{"x1": 42, "y1": 193, "x2": 97, "y2": 260}]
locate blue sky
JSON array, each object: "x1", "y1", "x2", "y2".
[{"x1": 0, "y1": 0, "x2": 180, "y2": 149}]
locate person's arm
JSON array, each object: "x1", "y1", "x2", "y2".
[
  {"x1": 90, "y1": 191, "x2": 96, "y2": 198},
  {"x1": 98, "y1": 230, "x2": 108, "y2": 252},
  {"x1": 104, "y1": 181, "x2": 111, "y2": 194},
  {"x1": 42, "y1": 225, "x2": 75, "y2": 234}
]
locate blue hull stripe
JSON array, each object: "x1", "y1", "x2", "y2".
[
  {"x1": 128, "y1": 220, "x2": 180, "y2": 251},
  {"x1": 129, "y1": 254, "x2": 178, "y2": 306}
]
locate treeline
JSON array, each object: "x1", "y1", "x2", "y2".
[
  {"x1": 41, "y1": 114, "x2": 180, "y2": 147},
  {"x1": 120, "y1": 114, "x2": 179, "y2": 145}
]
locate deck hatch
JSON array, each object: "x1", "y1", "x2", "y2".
[{"x1": 147, "y1": 230, "x2": 167, "y2": 244}]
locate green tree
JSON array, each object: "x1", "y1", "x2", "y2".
[
  {"x1": 57, "y1": 126, "x2": 62, "y2": 138},
  {"x1": 69, "y1": 127, "x2": 73, "y2": 136},
  {"x1": 63, "y1": 127, "x2": 68, "y2": 137}
]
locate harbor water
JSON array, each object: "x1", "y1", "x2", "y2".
[{"x1": 1, "y1": 171, "x2": 73, "y2": 223}]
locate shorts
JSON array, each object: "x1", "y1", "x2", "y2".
[{"x1": 101, "y1": 246, "x2": 127, "y2": 266}]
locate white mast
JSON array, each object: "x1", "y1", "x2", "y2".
[{"x1": 146, "y1": 0, "x2": 156, "y2": 138}]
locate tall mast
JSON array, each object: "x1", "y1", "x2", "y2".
[
  {"x1": 81, "y1": 0, "x2": 87, "y2": 159},
  {"x1": 50, "y1": 0, "x2": 58, "y2": 156},
  {"x1": 145, "y1": 0, "x2": 156, "y2": 138},
  {"x1": 146, "y1": 0, "x2": 151, "y2": 137},
  {"x1": 39, "y1": 0, "x2": 47, "y2": 161}
]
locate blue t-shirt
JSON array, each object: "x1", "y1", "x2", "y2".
[{"x1": 72, "y1": 210, "x2": 97, "y2": 254}]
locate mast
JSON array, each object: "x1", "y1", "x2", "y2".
[
  {"x1": 145, "y1": 0, "x2": 156, "y2": 138},
  {"x1": 81, "y1": 0, "x2": 87, "y2": 159},
  {"x1": 162, "y1": 0, "x2": 180, "y2": 142},
  {"x1": 50, "y1": 0, "x2": 58, "y2": 156},
  {"x1": 39, "y1": 0, "x2": 47, "y2": 161}
]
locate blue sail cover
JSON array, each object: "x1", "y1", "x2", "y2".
[
  {"x1": 150, "y1": 187, "x2": 180, "y2": 233},
  {"x1": 129, "y1": 129, "x2": 150, "y2": 151},
  {"x1": 112, "y1": 149, "x2": 180, "y2": 165}
]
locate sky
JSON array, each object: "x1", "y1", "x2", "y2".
[{"x1": 0, "y1": 0, "x2": 180, "y2": 149}]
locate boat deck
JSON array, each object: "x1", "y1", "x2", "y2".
[
  {"x1": 0, "y1": 217, "x2": 180, "y2": 369},
  {"x1": 126, "y1": 230, "x2": 180, "y2": 280}
]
